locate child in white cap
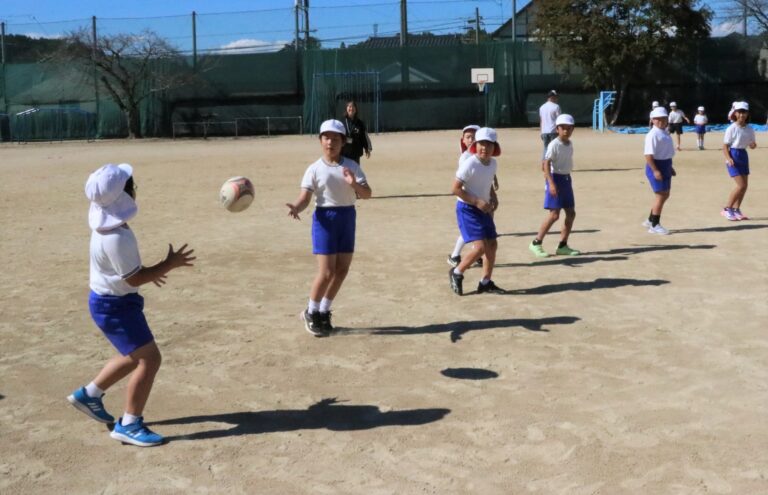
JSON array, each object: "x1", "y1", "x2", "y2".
[
  {"x1": 286, "y1": 119, "x2": 372, "y2": 337},
  {"x1": 667, "y1": 102, "x2": 690, "y2": 151},
  {"x1": 449, "y1": 127, "x2": 504, "y2": 296},
  {"x1": 447, "y1": 124, "x2": 497, "y2": 268},
  {"x1": 693, "y1": 106, "x2": 708, "y2": 150},
  {"x1": 642, "y1": 107, "x2": 676, "y2": 234},
  {"x1": 68, "y1": 163, "x2": 195, "y2": 447},
  {"x1": 721, "y1": 101, "x2": 756, "y2": 221},
  {"x1": 529, "y1": 114, "x2": 580, "y2": 257},
  {"x1": 649, "y1": 101, "x2": 660, "y2": 128}
]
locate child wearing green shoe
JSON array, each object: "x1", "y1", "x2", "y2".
[{"x1": 529, "y1": 114, "x2": 581, "y2": 258}]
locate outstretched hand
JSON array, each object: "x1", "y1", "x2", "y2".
[
  {"x1": 165, "y1": 243, "x2": 196, "y2": 269},
  {"x1": 342, "y1": 167, "x2": 356, "y2": 185},
  {"x1": 286, "y1": 203, "x2": 302, "y2": 220}
]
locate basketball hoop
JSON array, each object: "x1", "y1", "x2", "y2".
[{"x1": 477, "y1": 81, "x2": 486, "y2": 93}]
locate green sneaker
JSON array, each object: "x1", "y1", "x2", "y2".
[
  {"x1": 555, "y1": 245, "x2": 581, "y2": 256},
  {"x1": 528, "y1": 241, "x2": 549, "y2": 258}
]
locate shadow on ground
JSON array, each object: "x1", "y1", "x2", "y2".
[
  {"x1": 361, "y1": 316, "x2": 581, "y2": 342},
  {"x1": 154, "y1": 398, "x2": 450, "y2": 442},
  {"x1": 508, "y1": 278, "x2": 669, "y2": 295},
  {"x1": 440, "y1": 368, "x2": 498, "y2": 380},
  {"x1": 672, "y1": 224, "x2": 768, "y2": 234}
]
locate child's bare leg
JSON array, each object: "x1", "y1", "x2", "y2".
[
  {"x1": 324, "y1": 252, "x2": 353, "y2": 300},
  {"x1": 728, "y1": 175, "x2": 748, "y2": 208},
  {"x1": 309, "y1": 254, "x2": 335, "y2": 302},
  {"x1": 536, "y1": 209, "x2": 560, "y2": 242},
  {"x1": 92, "y1": 354, "x2": 139, "y2": 391},
  {"x1": 651, "y1": 191, "x2": 670, "y2": 215},
  {"x1": 560, "y1": 208, "x2": 576, "y2": 244},
  {"x1": 124, "y1": 341, "x2": 162, "y2": 416},
  {"x1": 481, "y1": 238, "x2": 498, "y2": 280},
  {"x1": 456, "y1": 240, "x2": 484, "y2": 272}
]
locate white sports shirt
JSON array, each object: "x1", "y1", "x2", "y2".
[
  {"x1": 723, "y1": 123, "x2": 756, "y2": 149},
  {"x1": 456, "y1": 155, "x2": 497, "y2": 204},
  {"x1": 668, "y1": 110, "x2": 685, "y2": 124},
  {"x1": 545, "y1": 138, "x2": 574, "y2": 174},
  {"x1": 693, "y1": 114, "x2": 708, "y2": 126},
  {"x1": 644, "y1": 127, "x2": 675, "y2": 160},
  {"x1": 90, "y1": 226, "x2": 141, "y2": 296},
  {"x1": 539, "y1": 101, "x2": 561, "y2": 134},
  {"x1": 301, "y1": 157, "x2": 368, "y2": 207}
]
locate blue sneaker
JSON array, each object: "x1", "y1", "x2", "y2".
[
  {"x1": 110, "y1": 417, "x2": 164, "y2": 447},
  {"x1": 67, "y1": 387, "x2": 114, "y2": 424}
]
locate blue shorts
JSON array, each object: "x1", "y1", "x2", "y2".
[
  {"x1": 695, "y1": 125, "x2": 706, "y2": 135},
  {"x1": 645, "y1": 159, "x2": 673, "y2": 193},
  {"x1": 312, "y1": 206, "x2": 356, "y2": 255},
  {"x1": 543, "y1": 173, "x2": 575, "y2": 209},
  {"x1": 89, "y1": 291, "x2": 154, "y2": 356},
  {"x1": 456, "y1": 201, "x2": 498, "y2": 243},
  {"x1": 727, "y1": 148, "x2": 749, "y2": 177}
]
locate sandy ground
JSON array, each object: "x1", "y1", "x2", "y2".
[{"x1": 1, "y1": 128, "x2": 767, "y2": 494}]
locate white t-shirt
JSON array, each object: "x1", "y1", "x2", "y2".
[
  {"x1": 724, "y1": 123, "x2": 756, "y2": 149},
  {"x1": 456, "y1": 155, "x2": 497, "y2": 204},
  {"x1": 90, "y1": 226, "x2": 141, "y2": 296},
  {"x1": 644, "y1": 127, "x2": 675, "y2": 160},
  {"x1": 301, "y1": 157, "x2": 368, "y2": 207},
  {"x1": 539, "y1": 101, "x2": 561, "y2": 134},
  {"x1": 545, "y1": 138, "x2": 574, "y2": 174},
  {"x1": 668, "y1": 110, "x2": 685, "y2": 124},
  {"x1": 693, "y1": 114, "x2": 708, "y2": 125},
  {"x1": 458, "y1": 150, "x2": 473, "y2": 166}
]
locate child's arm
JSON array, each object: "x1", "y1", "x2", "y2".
[
  {"x1": 126, "y1": 244, "x2": 195, "y2": 288},
  {"x1": 542, "y1": 158, "x2": 557, "y2": 197},
  {"x1": 451, "y1": 178, "x2": 492, "y2": 213},
  {"x1": 286, "y1": 189, "x2": 312, "y2": 220},
  {"x1": 645, "y1": 154, "x2": 663, "y2": 180},
  {"x1": 342, "y1": 168, "x2": 372, "y2": 199}
]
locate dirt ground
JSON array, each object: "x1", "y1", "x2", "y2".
[{"x1": 1, "y1": 128, "x2": 767, "y2": 494}]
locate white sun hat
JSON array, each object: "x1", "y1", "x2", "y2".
[
  {"x1": 319, "y1": 119, "x2": 346, "y2": 136},
  {"x1": 462, "y1": 124, "x2": 481, "y2": 133},
  {"x1": 697, "y1": 106, "x2": 705, "y2": 112},
  {"x1": 651, "y1": 101, "x2": 660, "y2": 108},
  {"x1": 650, "y1": 107, "x2": 669, "y2": 119},
  {"x1": 85, "y1": 163, "x2": 137, "y2": 232},
  {"x1": 555, "y1": 114, "x2": 575, "y2": 126},
  {"x1": 471, "y1": 127, "x2": 501, "y2": 156},
  {"x1": 669, "y1": 102, "x2": 677, "y2": 107},
  {"x1": 734, "y1": 101, "x2": 749, "y2": 111}
]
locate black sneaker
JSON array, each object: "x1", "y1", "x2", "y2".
[
  {"x1": 447, "y1": 254, "x2": 461, "y2": 267},
  {"x1": 318, "y1": 311, "x2": 335, "y2": 334},
  {"x1": 474, "y1": 257, "x2": 483, "y2": 267},
  {"x1": 449, "y1": 268, "x2": 464, "y2": 296},
  {"x1": 477, "y1": 280, "x2": 505, "y2": 294},
  {"x1": 302, "y1": 310, "x2": 328, "y2": 337}
]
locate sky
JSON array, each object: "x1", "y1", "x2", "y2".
[{"x1": 0, "y1": 0, "x2": 749, "y2": 53}]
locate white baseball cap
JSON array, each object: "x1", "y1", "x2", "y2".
[
  {"x1": 462, "y1": 124, "x2": 480, "y2": 133},
  {"x1": 555, "y1": 114, "x2": 575, "y2": 126},
  {"x1": 734, "y1": 101, "x2": 749, "y2": 111},
  {"x1": 85, "y1": 163, "x2": 137, "y2": 232},
  {"x1": 548, "y1": 89, "x2": 558, "y2": 97},
  {"x1": 651, "y1": 101, "x2": 659, "y2": 108},
  {"x1": 650, "y1": 107, "x2": 668, "y2": 119},
  {"x1": 319, "y1": 119, "x2": 346, "y2": 136},
  {"x1": 471, "y1": 127, "x2": 501, "y2": 156},
  {"x1": 697, "y1": 106, "x2": 705, "y2": 112},
  {"x1": 669, "y1": 102, "x2": 677, "y2": 107}
]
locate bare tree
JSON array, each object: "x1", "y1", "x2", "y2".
[
  {"x1": 57, "y1": 28, "x2": 194, "y2": 138},
  {"x1": 718, "y1": 0, "x2": 768, "y2": 34}
]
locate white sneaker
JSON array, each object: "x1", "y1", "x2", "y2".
[
  {"x1": 648, "y1": 224, "x2": 669, "y2": 235},
  {"x1": 641, "y1": 219, "x2": 652, "y2": 228}
]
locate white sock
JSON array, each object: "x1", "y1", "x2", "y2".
[
  {"x1": 122, "y1": 412, "x2": 140, "y2": 425},
  {"x1": 308, "y1": 299, "x2": 320, "y2": 314},
  {"x1": 85, "y1": 382, "x2": 104, "y2": 398},
  {"x1": 451, "y1": 236, "x2": 465, "y2": 258},
  {"x1": 480, "y1": 278, "x2": 491, "y2": 285},
  {"x1": 319, "y1": 297, "x2": 333, "y2": 313},
  {"x1": 453, "y1": 268, "x2": 463, "y2": 275}
]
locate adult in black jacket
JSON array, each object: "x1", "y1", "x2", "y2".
[{"x1": 341, "y1": 101, "x2": 372, "y2": 164}]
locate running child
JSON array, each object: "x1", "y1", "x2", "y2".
[
  {"x1": 447, "y1": 124, "x2": 496, "y2": 268},
  {"x1": 529, "y1": 114, "x2": 580, "y2": 258},
  {"x1": 286, "y1": 119, "x2": 372, "y2": 337},
  {"x1": 643, "y1": 107, "x2": 676, "y2": 235},
  {"x1": 667, "y1": 102, "x2": 690, "y2": 151},
  {"x1": 68, "y1": 163, "x2": 195, "y2": 447},
  {"x1": 449, "y1": 127, "x2": 504, "y2": 296},
  {"x1": 693, "y1": 106, "x2": 708, "y2": 150},
  {"x1": 721, "y1": 101, "x2": 756, "y2": 221}
]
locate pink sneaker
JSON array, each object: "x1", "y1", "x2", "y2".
[
  {"x1": 733, "y1": 209, "x2": 749, "y2": 220},
  {"x1": 721, "y1": 208, "x2": 738, "y2": 221}
]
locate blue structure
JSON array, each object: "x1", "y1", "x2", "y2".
[{"x1": 592, "y1": 91, "x2": 617, "y2": 133}]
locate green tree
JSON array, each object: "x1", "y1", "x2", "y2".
[{"x1": 532, "y1": 0, "x2": 712, "y2": 124}]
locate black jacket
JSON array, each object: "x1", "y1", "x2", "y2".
[{"x1": 341, "y1": 116, "x2": 371, "y2": 161}]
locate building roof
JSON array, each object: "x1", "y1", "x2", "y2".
[{"x1": 349, "y1": 33, "x2": 464, "y2": 49}]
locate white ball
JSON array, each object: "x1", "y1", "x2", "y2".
[{"x1": 220, "y1": 176, "x2": 254, "y2": 212}]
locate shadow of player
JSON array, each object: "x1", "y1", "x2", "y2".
[{"x1": 153, "y1": 398, "x2": 450, "y2": 442}]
